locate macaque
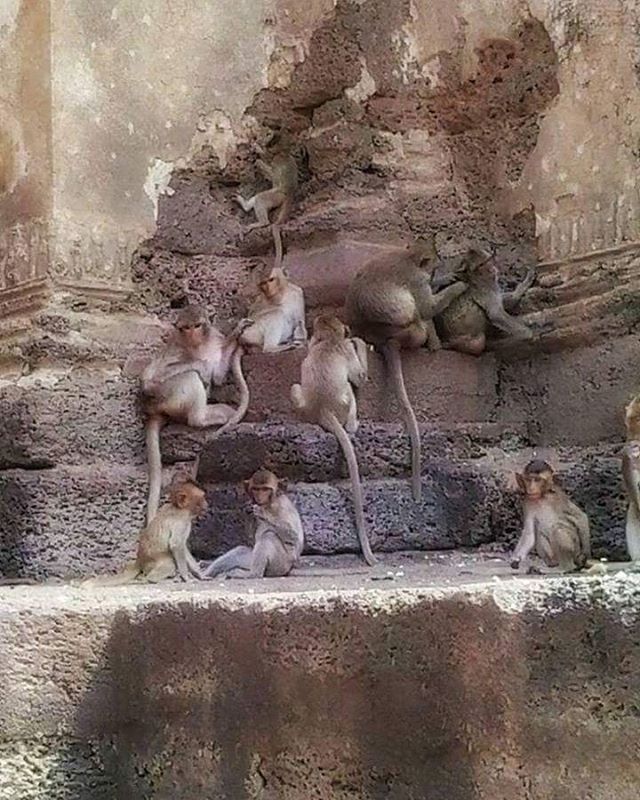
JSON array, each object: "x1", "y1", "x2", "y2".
[
  {"x1": 623, "y1": 396, "x2": 640, "y2": 560},
  {"x1": 290, "y1": 313, "x2": 375, "y2": 566},
  {"x1": 436, "y1": 247, "x2": 534, "y2": 355},
  {"x1": 235, "y1": 151, "x2": 298, "y2": 267},
  {"x1": 345, "y1": 234, "x2": 466, "y2": 502},
  {"x1": 83, "y1": 480, "x2": 208, "y2": 586},
  {"x1": 511, "y1": 460, "x2": 591, "y2": 573},
  {"x1": 237, "y1": 267, "x2": 307, "y2": 352},
  {"x1": 202, "y1": 470, "x2": 304, "y2": 578},
  {"x1": 141, "y1": 304, "x2": 249, "y2": 523}
]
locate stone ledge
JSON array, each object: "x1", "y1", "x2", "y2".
[{"x1": 0, "y1": 565, "x2": 639, "y2": 799}]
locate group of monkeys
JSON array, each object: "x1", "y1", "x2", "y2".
[{"x1": 80, "y1": 145, "x2": 639, "y2": 586}]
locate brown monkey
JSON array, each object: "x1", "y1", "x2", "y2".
[
  {"x1": 511, "y1": 460, "x2": 591, "y2": 573},
  {"x1": 623, "y1": 396, "x2": 640, "y2": 561},
  {"x1": 290, "y1": 313, "x2": 375, "y2": 566},
  {"x1": 83, "y1": 480, "x2": 208, "y2": 586},
  {"x1": 436, "y1": 247, "x2": 534, "y2": 355},
  {"x1": 141, "y1": 304, "x2": 249, "y2": 523},
  {"x1": 235, "y1": 152, "x2": 298, "y2": 267},
  {"x1": 202, "y1": 469, "x2": 304, "y2": 578},
  {"x1": 237, "y1": 267, "x2": 307, "y2": 352},
  {"x1": 345, "y1": 234, "x2": 467, "y2": 502}
]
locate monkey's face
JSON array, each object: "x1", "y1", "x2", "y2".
[
  {"x1": 517, "y1": 471, "x2": 553, "y2": 500},
  {"x1": 625, "y1": 399, "x2": 640, "y2": 431},
  {"x1": 173, "y1": 483, "x2": 208, "y2": 515},
  {"x1": 177, "y1": 321, "x2": 206, "y2": 348},
  {"x1": 251, "y1": 485, "x2": 274, "y2": 507},
  {"x1": 259, "y1": 275, "x2": 281, "y2": 301}
]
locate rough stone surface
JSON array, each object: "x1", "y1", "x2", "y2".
[{"x1": 0, "y1": 572, "x2": 639, "y2": 799}]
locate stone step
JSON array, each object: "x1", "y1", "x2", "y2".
[
  {"x1": 0, "y1": 571, "x2": 638, "y2": 800},
  {"x1": 162, "y1": 420, "x2": 530, "y2": 482},
  {"x1": 0, "y1": 447, "x2": 626, "y2": 579}
]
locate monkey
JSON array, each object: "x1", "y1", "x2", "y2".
[
  {"x1": 83, "y1": 479, "x2": 208, "y2": 586},
  {"x1": 435, "y1": 247, "x2": 535, "y2": 355},
  {"x1": 235, "y1": 151, "x2": 298, "y2": 267},
  {"x1": 290, "y1": 312, "x2": 376, "y2": 566},
  {"x1": 345, "y1": 234, "x2": 467, "y2": 502},
  {"x1": 622, "y1": 396, "x2": 640, "y2": 561},
  {"x1": 236, "y1": 266, "x2": 307, "y2": 352},
  {"x1": 201, "y1": 469, "x2": 304, "y2": 578},
  {"x1": 511, "y1": 460, "x2": 591, "y2": 573},
  {"x1": 141, "y1": 304, "x2": 249, "y2": 524}
]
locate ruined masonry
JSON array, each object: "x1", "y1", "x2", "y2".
[{"x1": 0, "y1": 1, "x2": 639, "y2": 798}]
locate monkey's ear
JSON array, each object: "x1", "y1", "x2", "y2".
[
  {"x1": 278, "y1": 477, "x2": 288, "y2": 493},
  {"x1": 173, "y1": 488, "x2": 189, "y2": 509},
  {"x1": 515, "y1": 473, "x2": 526, "y2": 493},
  {"x1": 243, "y1": 479, "x2": 252, "y2": 496}
]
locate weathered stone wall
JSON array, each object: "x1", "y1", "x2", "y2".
[{"x1": 0, "y1": 577, "x2": 639, "y2": 799}]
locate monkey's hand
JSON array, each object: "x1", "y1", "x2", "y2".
[
  {"x1": 232, "y1": 318, "x2": 254, "y2": 336},
  {"x1": 450, "y1": 281, "x2": 468, "y2": 298}
]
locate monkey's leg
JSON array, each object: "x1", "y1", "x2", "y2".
[
  {"x1": 291, "y1": 319, "x2": 308, "y2": 347},
  {"x1": 235, "y1": 195, "x2": 256, "y2": 213},
  {"x1": 186, "y1": 382, "x2": 237, "y2": 428},
  {"x1": 245, "y1": 189, "x2": 285, "y2": 231},
  {"x1": 626, "y1": 502, "x2": 640, "y2": 561},
  {"x1": 444, "y1": 333, "x2": 486, "y2": 356},
  {"x1": 503, "y1": 269, "x2": 535, "y2": 312},
  {"x1": 202, "y1": 546, "x2": 253, "y2": 578},
  {"x1": 345, "y1": 389, "x2": 359, "y2": 435},
  {"x1": 144, "y1": 557, "x2": 177, "y2": 583},
  {"x1": 186, "y1": 550, "x2": 205, "y2": 579},
  {"x1": 485, "y1": 305, "x2": 533, "y2": 339},
  {"x1": 291, "y1": 383, "x2": 306, "y2": 412}
]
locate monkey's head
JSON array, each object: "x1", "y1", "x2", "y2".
[
  {"x1": 459, "y1": 247, "x2": 497, "y2": 282},
  {"x1": 258, "y1": 268, "x2": 286, "y2": 301},
  {"x1": 410, "y1": 234, "x2": 438, "y2": 273},
  {"x1": 516, "y1": 459, "x2": 555, "y2": 500},
  {"x1": 625, "y1": 396, "x2": 640, "y2": 437},
  {"x1": 245, "y1": 469, "x2": 280, "y2": 506},
  {"x1": 175, "y1": 304, "x2": 209, "y2": 347},
  {"x1": 170, "y1": 479, "x2": 208, "y2": 516},
  {"x1": 311, "y1": 312, "x2": 347, "y2": 343}
]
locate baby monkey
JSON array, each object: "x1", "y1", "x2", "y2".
[
  {"x1": 202, "y1": 469, "x2": 304, "y2": 578},
  {"x1": 291, "y1": 312, "x2": 375, "y2": 566},
  {"x1": 84, "y1": 479, "x2": 208, "y2": 585},
  {"x1": 512, "y1": 460, "x2": 590, "y2": 573},
  {"x1": 235, "y1": 151, "x2": 298, "y2": 267},
  {"x1": 237, "y1": 266, "x2": 307, "y2": 352}
]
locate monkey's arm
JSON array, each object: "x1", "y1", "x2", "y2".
[
  {"x1": 169, "y1": 522, "x2": 192, "y2": 582},
  {"x1": 511, "y1": 517, "x2": 536, "y2": 568},
  {"x1": 431, "y1": 282, "x2": 468, "y2": 316},
  {"x1": 503, "y1": 268, "x2": 535, "y2": 312},
  {"x1": 623, "y1": 451, "x2": 640, "y2": 511},
  {"x1": 347, "y1": 338, "x2": 369, "y2": 387},
  {"x1": 256, "y1": 158, "x2": 274, "y2": 182}
]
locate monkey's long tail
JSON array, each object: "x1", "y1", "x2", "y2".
[
  {"x1": 271, "y1": 223, "x2": 283, "y2": 269},
  {"x1": 146, "y1": 416, "x2": 164, "y2": 526},
  {"x1": 319, "y1": 409, "x2": 376, "y2": 566},
  {"x1": 81, "y1": 562, "x2": 141, "y2": 587},
  {"x1": 212, "y1": 348, "x2": 250, "y2": 437},
  {"x1": 381, "y1": 342, "x2": 422, "y2": 503}
]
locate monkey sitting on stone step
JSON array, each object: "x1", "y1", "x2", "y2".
[
  {"x1": 201, "y1": 469, "x2": 304, "y2": 579},
  {"x1": 345, "y1": 233, "x2": 467, "y2": 503},
  {"x1": 435, "y1": 247, "x2": 535, "y2": 355},
  {"x1": 235, "y1": 146, "x2": 298, "y2": 267},
  {"x1": 236, "y1": 266, "x2": 307, "y2": 352},
  {"x1": 511, "y1": 460, "x2": 591, "y2": 574},
  {"x1": 83, "y1": 479, "x2": 208, "y2": 585},
  {"x1": 290, "y1": 312, "x2": 376, "y2": 566},
  {"x1": 141, "y1": 304, "x2": 249, "y2": 524}
]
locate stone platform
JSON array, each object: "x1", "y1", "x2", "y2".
[{"x1": 1, "y1": 553, "x2": 639, "y2": 800}]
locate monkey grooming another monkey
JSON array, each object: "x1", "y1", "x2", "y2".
[
  {"x1": 83, "y1": 479, "x2": 208, "y2": 586},
  {"x1": 202, "y1": 469, "x2": 304, "y2": 579},
  {"x1": 141, "y1": 304, "x2": 249, "y2": 523},
  {"x1": 511, "y1": 460, "x2": 591, "y2": 573},
  {"x1": 237, "y1": 266, "x2": 307, "y2": 352},
  {"x1": 290, "y1": 313, "x2": 376, "y2": 566},
  {"x1": 623, "y1": 396, "x2": 640, "y2": 561},
  {"x1": 235, "y1": 151, "x2": 298, "y2": 267},
  {"x1": 345, "y1": 234, "x2": 467, "y2": 502},
  {"x1": 436, "y1": 247, "x2": 534, "y2": 355}
]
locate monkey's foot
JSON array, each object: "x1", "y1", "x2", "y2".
[{"x1": 510, "y1": 560, "x2": 520, "y2": 570}]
